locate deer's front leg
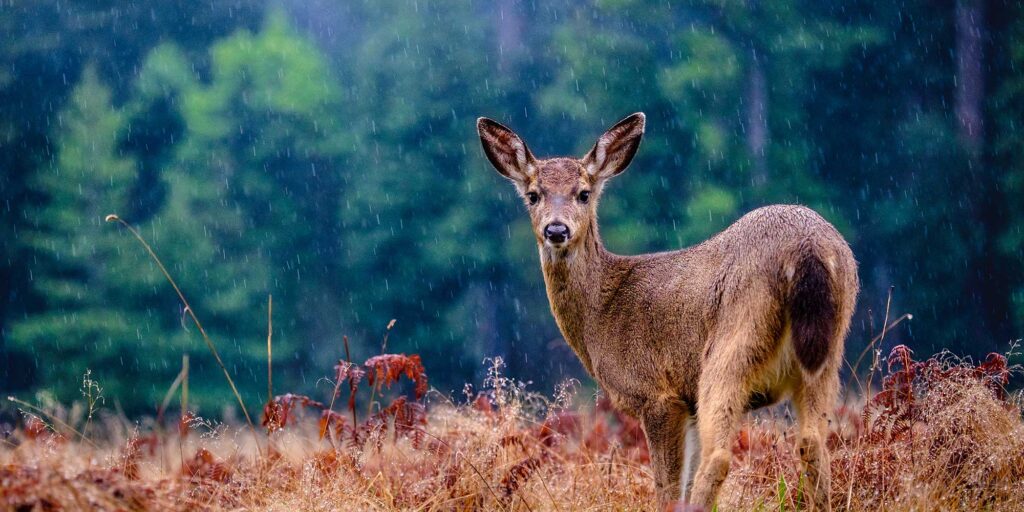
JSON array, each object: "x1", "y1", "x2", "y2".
[{"x1": 641, "y1": 402, "x2": 688, "y2": 510}]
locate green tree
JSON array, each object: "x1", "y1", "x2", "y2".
[
  {"x1": 134, "y1": 12, "x2": 351, "y2": 409},
  {"x1": 0, "y1": 0, "x2": 264, "y2": 395},
  {"x1": 332, "y1": 0, "x2": 508, "y2": 381},
  {"x1": 810, "y1": 1, "x2": 1013, "y2": 354},
  {"x1": 539, "y1": 0, "x2": 879, "y2": 252},
  {"x1": 10, "y1": 66, "x2": 172, "y2": 405},
  {"x1": 993, "y1": 8, "x2": 1024, "y2": 344}
]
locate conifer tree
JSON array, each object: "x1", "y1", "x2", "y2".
[{"x1": 11, "y1": 66, "x2": 169, "y2": 405}]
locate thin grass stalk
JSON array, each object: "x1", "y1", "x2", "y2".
[
  {"x1": 157, "y1": 365, "x2": 187, "y2": 424},
  {"x1": 366, "y1": 319, "x2": 397, "y2": 419},
  {"x1": 845, "y1": 312, "x2": 913, "y2": 402},
  {"x1": 847, "y1": 286, "x2": 896, "y2": 511},
  {"x1": 851, "y1": 313, "x2": 913, "y2": 375},
  {"x1": 6, "y1": 396, "x2": 98, "y2": 449},
  {"x1": 181, "y1": 354, "x2": 189, "y2": 417},
  {"x1": 344, "y1": 335, "x2": 358, "y2": 428},
  {"x1": 179, "y1": 354, "x2": 189, "y2": 472},
  {"x1": 321, "y1": 335, "x2": 356, "y2": 446},
  {"x1": 414, "y1": 426, "x2": 509, "y2": 512},
  {"x1": 865, "y1": 286, "x2": 895, "y2": 404},
  {"x1": 322, "y1": 363, "x2": 343, "y2": 445},
  {"x1": 267, "y1": 294, "x2": 273, "y2": 404},
  {"x1": 105, "y1": 214, "x2": 258, "y2": 442}
]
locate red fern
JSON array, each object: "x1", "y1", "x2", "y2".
[
  {"x1": 178, "y1": 411, "x2": 196, "y2": 438},
  {"x1": 871, "y1": 345, "x2": 1013, "y2": 412},
  {"x1": 364, "y1": 354, "x2": 428, "y2": 399},
  {"x1": 921, "y1": 351, "x2": 1010, "y2": 400},
  {"x1": 356, "y1": 395, "x2": 428, "y2": 450},
  {"x1": 122, "y1": 434, "x2": 158, "y2": 480},
  {"x1": 333, "y1": 359, "x2": 366, "y2": 413},
  {"x1": 864, "y1": 345, "x2": 1015, "y2": 444},
  {"x1": 872, "y1": 344, "x2": 918, "y2": 410},
  {"x1": 262, "y1": 393, "x2": 325, "y2": 433},
  {"x1": 501, "y1": 456, "x2": 544, "y2": 498},
  {"x1": 181, "y1": 448, "x2": 232, "y2": 483},
  {"x1": 533, "y1": 411, "x2": 581, "y2": 447},
  {"x1": 250, "y1": 351, "x2": 432, "y2": 448},
  {"x1": 318, "y1": 409, "x2": 347, "y2": 440},
  {"x1": 394, "y1": 399, "x2": 428, "y2": 447},
  {"x1": 334, "y1": 359, "x2": 366, "y2": 386}
]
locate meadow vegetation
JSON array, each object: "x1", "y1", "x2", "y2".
[{"x1": 3, "y1": 342, "x2": 1021, "y2": 511}]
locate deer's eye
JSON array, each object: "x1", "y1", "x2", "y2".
[
  {"x1": 578, "y1": 190, "x2": 591, "y2": 204},
  {"x1": 526, "y1": 192, "x2": 539, "y2": 205}
]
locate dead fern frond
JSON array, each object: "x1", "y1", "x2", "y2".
[{"x1": 364, "y1": 354, "x2": 428, "y2": 399}]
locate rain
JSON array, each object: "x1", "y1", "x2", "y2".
[{"x1": 0, "y1": 1, "x2": 1022, "y2": 510}]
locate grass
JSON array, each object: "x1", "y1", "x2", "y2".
[{"x1": 3, "y1": 346, "x2": 1023, "y2": 511}]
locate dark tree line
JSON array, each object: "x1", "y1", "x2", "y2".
[{"x1": 1, "y1": 0, "x2": 1022, "y2": 415}]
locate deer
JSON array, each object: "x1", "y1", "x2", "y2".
[{"x1": 476, "y1": 113, "x2": 858, "y2": 510}]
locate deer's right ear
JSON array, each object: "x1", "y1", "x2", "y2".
[
  {"x1": 477, "y1": 117, "x2": 536, "y2": 185},
  {"x1": 582, "y1": 112, "x2": 645, "y2": 181}
]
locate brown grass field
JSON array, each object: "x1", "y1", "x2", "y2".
[{"x1": 2, "y1": 343, "x2": 1023, "y2": 512}]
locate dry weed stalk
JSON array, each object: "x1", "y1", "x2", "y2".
[{"x1": 104, "y1": 214, "x2": 257, "y2": 439}]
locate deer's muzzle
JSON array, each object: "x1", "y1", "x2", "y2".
[{"x1": 543, "y1": 222, "x2": 570, "y2": 244}]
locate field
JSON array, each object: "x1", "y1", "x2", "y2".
[{"x1": 3, "y1": 343, "x2": 1022, "y2": 511}]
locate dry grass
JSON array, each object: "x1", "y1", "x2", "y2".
[{"x1": 3, "y1": 347, "x2": 1023, "y2": 512}]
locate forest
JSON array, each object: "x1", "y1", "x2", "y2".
[{"x1": 1, "y1": 0, "x2": 1022, "y2": 417}]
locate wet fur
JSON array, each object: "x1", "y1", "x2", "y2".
[{"x1": 477, "y1": 114, "x2": 859, "y2": 510}]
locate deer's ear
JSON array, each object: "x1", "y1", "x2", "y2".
[
  {"x1": 582, "y1": 112, "x2": 645, "y2": 181},
  {"x1": 477, "y1": 117, "x2": 537, "y2": 185}
]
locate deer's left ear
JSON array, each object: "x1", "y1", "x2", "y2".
[
  {"x1": 477, "y1": 117, "x2": 537, "y2": 186},
  {"x1": 582, "y1": 112, "x2": 645, "y2": 181}
]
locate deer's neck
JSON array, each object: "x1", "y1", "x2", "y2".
[{"x1": 539, "y1": 219, "x2": 613, "y2": 376}]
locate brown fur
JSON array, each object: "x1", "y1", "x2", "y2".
[{"x1": 477, "y1": 113, "x2": 859, "y2": 510}]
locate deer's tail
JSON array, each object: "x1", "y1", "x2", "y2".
[{"x1": 789, "y1": 249, "x2": 838, "y2": 374}]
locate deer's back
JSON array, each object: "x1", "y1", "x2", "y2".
[{"x1": 588, "y1": 204, "x2": 857, "y2": 415}]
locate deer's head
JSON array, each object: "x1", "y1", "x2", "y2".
[{"x1": 476, "y1": 113, "x2": 645, "y2": 254}]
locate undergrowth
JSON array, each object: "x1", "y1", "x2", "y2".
[{"x1": 2, "y1": 345, "x2": 1023, "y2": 511}]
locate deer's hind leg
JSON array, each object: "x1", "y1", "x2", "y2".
[
  {"x1": 689, "y1": 293, "x2": 788, "y2": 510},
  {"x1": 687, "y1": 343, "x2": 753, "y2": 509},
  {"x1": 793, "y1": 361, "x2": 839, "y2": 511}
]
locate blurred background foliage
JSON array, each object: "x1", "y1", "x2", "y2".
[{"x1": 1, "y1": 0, "x2": 1021, "y2": 415}]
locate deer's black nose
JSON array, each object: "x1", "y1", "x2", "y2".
[{"x1": 544, "y1": 222, "x2": 570, "y2": 243}]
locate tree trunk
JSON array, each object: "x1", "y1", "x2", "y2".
[
  {"x1": 955, "y1": 0, "x2": 1010, "y2": 352},
  {"x1": 955, "y1": 0, "x2": 984, "y2": 153},
  {"x1": 746, "y1": 53, "x2": 769, "y2": 187},
  {"x1": 496, "y1": 2, "x2": 524, "y2": 73},
  {"x1": 0, "y1": 265, "x2": 8, "y2": 387}
]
